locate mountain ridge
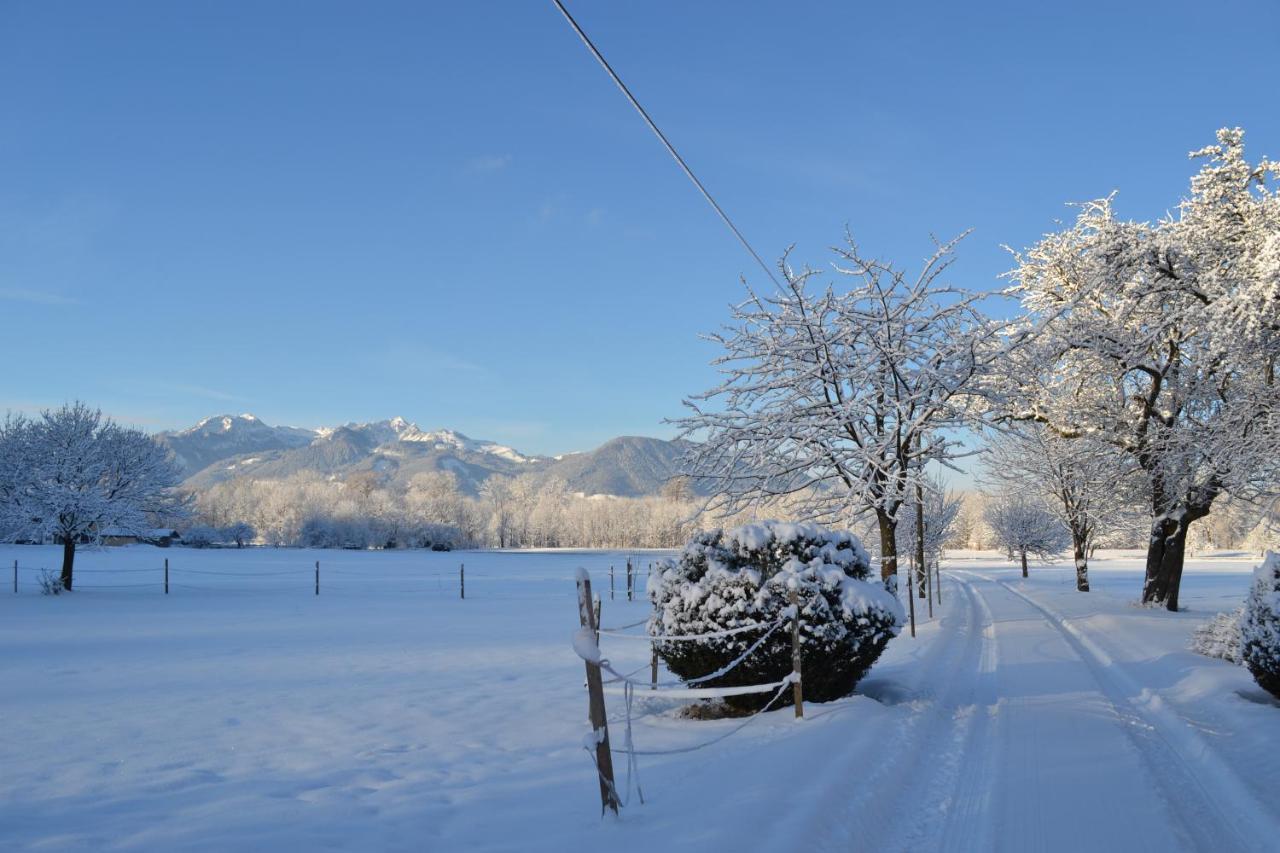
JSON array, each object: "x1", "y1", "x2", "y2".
[{"x1": 156, "y1": 414, "x2": 697, "y2": 498}]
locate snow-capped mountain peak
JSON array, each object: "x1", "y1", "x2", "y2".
[
  {"x1": 162, "y1": 414, "x2": 691, "y2": 498},
  {"x1": 279, "y1": 417, "x2": 537, "y2": 464},
  {"x1": 186, "y1": 413, "x2": 274, "y2": 437},
  {"x1": 394, "y1": 425, "x2": 535, "y2": 464}
]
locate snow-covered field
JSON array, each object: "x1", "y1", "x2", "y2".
[{"x1": 2, "y1": 545, "x2": 1278, "y2": 852}]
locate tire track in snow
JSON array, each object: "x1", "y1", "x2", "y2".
[
  {"x1": 797, "y1": 575, "x2": 992, "y2": 852},
  {"x1": 935, "y1": 574, "x2": 1000, "y2": 853},
  {"x1": 966, "y1": 570, "x2": 1280, "y2": 850}
]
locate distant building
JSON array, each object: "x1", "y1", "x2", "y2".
[{"x1": 99, "y1": 528, "x2": 182, "y2": 547}]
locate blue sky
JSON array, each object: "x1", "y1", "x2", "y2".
[{"x1": 2, "y1": 1, "x2": 1277, "y2": 455}]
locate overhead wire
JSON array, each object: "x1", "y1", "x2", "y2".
[{"x1": 549, "y1": 0, "x2": 784, "y2": 292}]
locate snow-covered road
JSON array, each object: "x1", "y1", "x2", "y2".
[
  {"x1": 820, "y1": 569, "x2": 1280, "y2": 852},
  {"x1": 595, "y1": 560, "x2": 1280, "y2": 853},
  {"x1": 2, "y1": 546, "x2": 1278, "y2": 852}
]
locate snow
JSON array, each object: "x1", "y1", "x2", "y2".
[
  {"x1": 572, "y1": 627, "x2": 602, "y2": 663},
  {"x1": 2, "y1": 545, "x2": 1279, "y2": 851},
  {"x1": 1191, "y1": 607, "x2": 1245, "y2": 664},
  {"x1": 393, "y1": 424, "x2": 537, "y2": 464}
]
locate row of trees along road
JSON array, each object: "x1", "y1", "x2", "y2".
[
  {"x1": 682, "y1": 128, "x2": 1279, "y2": 610},
  {"x1": 0, "y1": 403, "x2": 183, "y2": 590},
  {"x1": 996, "y1": 129, "x2": 1279, "y2": 610}
]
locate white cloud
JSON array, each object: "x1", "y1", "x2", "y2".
[
  {"x1": 466, "y1": 154, "x2": 512, "y2": 173},
  {"x1": 0, "y1": 288, "x2": 79, "y2": 306}
]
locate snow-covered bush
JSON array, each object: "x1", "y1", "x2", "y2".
[
  {"x1": 1241, "y1": 552, "x2": 1280, "y2": 698},
  {"x1": 649, "y1": 521, "x2": 904, "y2": 712},
  {"x1": 38, "y1": 569, "x2": 63, "y2": 595},
  {"x1": 182, "y1": 525, "x2": 221, "y2": 548},
  {"x1": 1190, "y1": 609, "x2": 1244, "y2": 665}
]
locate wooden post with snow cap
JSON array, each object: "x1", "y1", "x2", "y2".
[
  {"x1": 575, "y1": 569, "x2": 620, "y2": 815},
  {"x1": 926, "y1": 554, "x2": 933, "y2": 619},
  {"x1": 788, "y1": 586, "x2": 804, "y2": 719},
  {"x1": 164, "y1": 558, "x2": 169, "y2": 595},
  {"x1": 610, "y1": 565, "x2": 614, "y2": 600},
  {"x1": 315, "y1": 560, "x2": 320, "y2": 596},
  {"x1": 626, "y1": 559, "x2": 634, "y2": 601},
  {"x1": 905, "y1": 560, "x2": 917, "y2": 638},
  {"x1": 460, "y1": 563, "x2": 465, "y2": 599}
]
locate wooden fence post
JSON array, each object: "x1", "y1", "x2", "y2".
[
  {"x1": 650, "y1": 642, "x2": 658, "y2": 691},
  {"x1": 576, "y1": 573, "x2": 620, "y2": 815},
  {"x1": 13, "y1": 560, "x2": 17, "y2": 594},
  {"x1": 626, "y1": 559, "x2": 633, "y2": 601},
  {"x1": 905, "y1": 561, "x2": 917, "y2": 638},
  {"x1": 788, "y1": 587, "x2": 804, "y2": 719},
  {"x1": 460, "y1": 564, "x2": 465, "y2": 599},
  {"x1": 315, "y1": 560, "x2": 320, "y2": 596},
  {"x1": 926, "y1": 554, "x2": 933, "y2": 619},
  {"x1": 610, "y1": 565, "x2": 615, "y2": 600},
  {"x1": 164, "y1": 558, "x2": 169, "y2": 595}
]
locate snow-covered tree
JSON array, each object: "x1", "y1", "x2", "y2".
[
  {"x1": 0, "y1": 402, "x2": 183, "y2": 590},
  {"x1": 1241, "y1": 552, "x2": 1280, "y2": 698},
  {"x1": 678, "y1": 234, "x2": 999, "y2": 592},
  {"x1": 1243, "y1": 515, "x2": 1280, "y2": 556},
  {"x1": 222, "y1": 521, "x2": 255, "y2": 548},
  {"x1": 983, "y1": 495, "x2": 1069, "y2": 578},
  {"x1": 480, "y1": 477, "x2": 515, "y2": 548},
  {"x1": 948, "y1": 492, "x2": 994, "y2": 550},
  {"x1": 895, "y1": 477, "x2": 962, "y2": 596},
  {"x1": 999, "y1": 128, "x2": 1280, "y2": 610},
  {"x1": 983, "y1": 426, "x2": 1139, "y2": 591}
]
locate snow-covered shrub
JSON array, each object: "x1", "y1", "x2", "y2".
[
  {"x1": 38, "y1": 569, "x2": 63, "y2": 595},
  {"x1": 1190, "y1": 608, "x2": 1244, "y2": 665},
  {"x1": 1241, "y1": 552, "x2": 1280, "y2": 698},
  {"x1": 407, "y1": 522, "x2": 462, "y2": 551},
  {"x1": 649, "y1": 521, "x2": 904, "y2": 712},
  {"x1": 182, "y1": 525, "x2": 221, "y2": 548}
]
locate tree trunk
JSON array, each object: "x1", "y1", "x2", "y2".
[
  {"x1": 1072, "y1": 536, "x2": 1090, "y2": 592},
  {"x1": 60, "y1": 538, "x2": 76, "y2": 591},
  {"x1": 1142, "y1": 505, "x2": 1209, "y2": 611},
  {"x1": 915, "y1": 484, "x2": 927, "y2": 599},
  {"x1": 877, "y1": 511, "x2": 898, "y2": 594},
  {"x1": 1020, "y1": 549, "x2": 1028, "y2": 578}
]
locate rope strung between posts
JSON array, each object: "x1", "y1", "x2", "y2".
[
  {"x1": 58, "y1": 566, "x2": 164, "y2": 574},
  {"x1": 174, "y1": 568, "x2": 313, "y2": 577},
  {"x1": 601, "y1": 660, "x2": 653, "y2": 685},
  {"x1": 610, "y1": 677, "x2": 795, "y2": 757},
  {"x1": 597, "y1": 618, "x2": 781, "y2": 642},
  {"x1": 70, "y1": 582, "x2": 159, "y2": 589},
  {"x1": 597, "y1": 616, "x2": 649, "y2": 632},
  {"x1": 599, "y1": 616, "x2": 789, "y2": 690},
  {"x1": 620, "y1": 682, "x2": 645, "y2": 803}
]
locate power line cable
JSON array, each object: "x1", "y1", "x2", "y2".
[{"x1": 549, "y1": 0, "x2": 783, "y2": 291}]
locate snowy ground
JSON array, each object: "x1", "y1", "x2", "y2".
[{"x1": 2, "y1": 545, "x2": 1278, "y2": 852}]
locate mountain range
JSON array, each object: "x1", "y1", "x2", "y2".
[{"x1": 157, "y1": 414, "x2": 696, "y2": 498}]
